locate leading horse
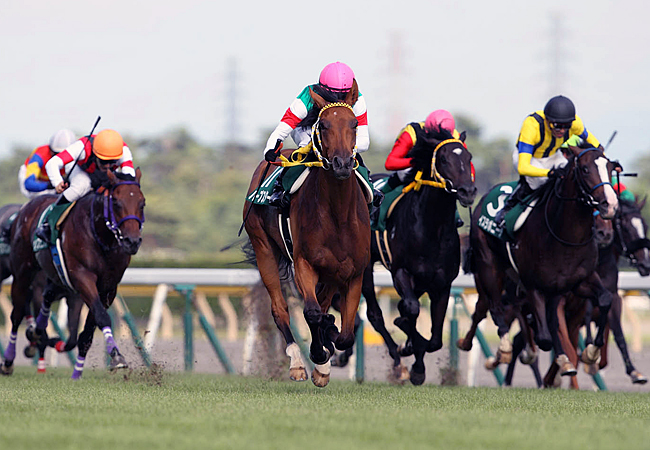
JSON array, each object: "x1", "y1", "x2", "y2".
[
  {"x1": 459, "y1": 144, "x2": 619, "y2": 372},
  {"x1": 244, "y1": 81, "x2": 369, "y2": 387},
  {"x1": 5, "y1": 169, "x2": 144, "y2": 378},
  {"x1": 361, "y1": 129, "x2": 477, "y2": 384}
]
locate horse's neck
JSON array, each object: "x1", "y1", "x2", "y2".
[
  {"x1": 312, "y1": 170, "x2": 360, "y2": 216},
  {"x1": 545, "y1": 174, "x2": 594, "y2": 240},
  {"x1": 410, "y1": 188, "x2": 456, "y2": 226}
]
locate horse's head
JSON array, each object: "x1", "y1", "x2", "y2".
[
  {"x1": 593, "y1": 211, "x2": 614, "y2": 247},
  {"x1": 407, "y1": 129, "x2": 477, "y2": 207},
  {"x1": 309, "y1": 80, "x2": 359, "y2": 180},
  {"x1": 562, "y1": 144, "x2": 619, "y2": 219},
  {"x1": 105, "y1": 168, "x2": 145, "y2": 255},
  {"x1": 617, "y1": 196, "x2": 650, "y2": 276}
]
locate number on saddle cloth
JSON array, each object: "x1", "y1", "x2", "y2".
[{"x1": 478, "y1": 182, "x2": 536, "y2": 240}]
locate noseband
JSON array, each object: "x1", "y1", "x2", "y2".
[
  {"x1": 573, "y1": 148, "x2": 613, "y2": 207},
  {"x1": 91, "y1": 180, "x2": 145, "y2": 251}
]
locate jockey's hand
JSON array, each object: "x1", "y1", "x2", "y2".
[
  {"x1": 547, "y1": 168, "x2": 559, "y2": 179},
  {"x1": 55, "y1": 182, "x2": 68, "y2": 194},
  {"x1": 264, "y1": 148, "x2": 280, "y2": 162}
]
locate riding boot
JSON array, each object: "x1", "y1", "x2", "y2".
[
  {"x1": 386, "y1": 173, "x2": 402, "y2": 190},
  {"x1": 268, "y1": 169, "x2": 290, "y2": 209},
  {"x1": 495, "y1": 179, "x2": 531, "y2": 228},
  {"x1": 35, "y1": 195, "x2": 70, "y2": 243}
]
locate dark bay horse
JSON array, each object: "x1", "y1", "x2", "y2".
[
  {"x1": 5, "y1": 169, "x2": 144, "y2": 379},
  {"x1": 543, "y1": 196, "x2": 650, "y2": 388},
  {"x1": 361, "y1": 129, "x2": 477, "y2": 384},
  {"x1": 244, "y1": 81, "x2": 370, "y2": 387},
  {"x1": 459, "y1": 144, "x2": 619, "y2": 373}
]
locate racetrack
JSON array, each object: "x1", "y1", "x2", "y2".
[{"x1": 1, "y1": 367, "x2": 649, "y2": 450}]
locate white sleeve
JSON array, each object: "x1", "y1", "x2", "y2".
[
  {"x1": 116, "y1": 145, "x2": 136, "y2": 177},
  {"x1": 356, "y1": 125, "x2": 370, "y2": 153},
  {"x1": 44, "y1": 156, "x2": 65, "y2": 188},
  {"x1": 45, "y1": 139, "x2": 85, "y2": 186},
  {"x1": 264, "y1": 122, "x2": 294, "y2": 156}
]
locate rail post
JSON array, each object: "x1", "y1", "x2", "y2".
[
  {"x1": 194, "y1": 298, "x2": 235, "y2": 374},
  {"x1": 114, "y1": 295, "x2": 152, "y2": 367},
  {"x1": 174, "y1": 284, "x2": 195, "y2": 372},
  {"x1": 355, "y1": 297, "x2": 365, "y2": 383},
  {"x1": 449, "y1": 289, "x2": 461, "y2": 372}
]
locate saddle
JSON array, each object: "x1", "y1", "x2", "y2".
[{"x1": 478, "y1": 182, "x2": 540, "y2": 240}]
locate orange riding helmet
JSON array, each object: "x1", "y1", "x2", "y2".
[{"x1": 93, "y1": 129, "x2": 124, "y2": 160}]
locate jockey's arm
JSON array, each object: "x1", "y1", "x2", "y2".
[
  {"x1": 24, "y1": 155, "x2": 51, "y2": 192},
  {"x1": 115, "y1": 145, "x2": 136, "y2": 177},
  {"x1": 385, "y1": 126, "x2": 415, "y2": 171},
  {"x1": 264, "y1": 95, "x2": 308, "y2": 156},
  {"x1": 516, "y1": 143, "x2": 551, "y2": 177},
  {"x1": 569, "y1": 116, "x2": 600, "y2": 148},
  {"x1": 352, "y1": 96, "x2": 369, "y2": 153}
]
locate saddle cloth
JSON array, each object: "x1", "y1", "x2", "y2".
[{"x1": 478, "y1": 182, "x2": 538, "y2": 240}]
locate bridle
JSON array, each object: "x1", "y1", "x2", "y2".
[
  {"x1": 545, "y1": 147, "x2": 613, "y2": 246},
  {"x1": 310, "y1": 102, "x2": 358, "y2": 170},
  {"x1": 91, "y1": 180, "x2": 145, "y2": 252},
  {"x1": 402, "y1": 139, "x2": 472, "y2": 195}
]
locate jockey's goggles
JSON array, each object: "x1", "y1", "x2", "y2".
[{"x1": 550, "y1": 121, "x2": 572, "y2": 130}]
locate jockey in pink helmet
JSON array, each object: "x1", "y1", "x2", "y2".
[{"x1": 265, "y1": 62, "x2": 375, "y2": 208}]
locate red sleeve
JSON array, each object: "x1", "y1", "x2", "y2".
[{"x1": 385, "y1": 131, "x2": 414, "y2": 171}]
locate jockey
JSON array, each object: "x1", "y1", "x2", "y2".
[
  {"x1": 265, "y1": 62, "x2": 376, "y2": 208},
  {"x1": 383, "y1": 110, "x2": 464, "y2": 227},
  {"x1": 613, "y1": 181, "x2": 635, "y2": 204},
  {"x1": 19, "y1": 129, "x2": 77, "y2": 198},
  {"x1": 384, "y1": 109, "x2": 462, "y2": 190},
  {"x1": 495, "y1": 95, "x2": 601, "y2": 227},
  {"x1": 35, "y1": 129, "x2": 136, "y2": 242}
]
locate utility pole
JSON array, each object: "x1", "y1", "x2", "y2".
[
  {"x1": 387, "y1": 31, "x2": 406, "y2": 138},
  {"x1": 225, "y1": 56, "x2": 241, "y2": 147},
  {"x1": 547, "y1": 12, "x2": 567, "y2": 97}
]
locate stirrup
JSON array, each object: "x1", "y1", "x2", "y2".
[{"x1": 35, "y1": 223, "x2": 51, "y2": 243}]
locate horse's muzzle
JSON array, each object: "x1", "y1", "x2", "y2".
[
  {"x1": 331, "y1": 156, "x2": 355, "y2": 180},
  {"x1": 457, "y1": 185, "x2": 478, "y2": 207},
  {"x1": 123, "y1": 236, "x2": 142, "y2": 255}
]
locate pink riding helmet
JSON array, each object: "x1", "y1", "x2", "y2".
[
  {"x1": 425, "y1": 109, "x2": 455, "y2": 133},
  {"x1": 319, "y1": 62, "x2": 355, "y2": 91}
]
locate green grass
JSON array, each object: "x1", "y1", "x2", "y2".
[{"x1": 1, "y1": 367, "x2": 649, "y2": 450}]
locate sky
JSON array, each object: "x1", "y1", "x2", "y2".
[{"x1": 1, "y1": 0, "x2": 649, "y2": 169}]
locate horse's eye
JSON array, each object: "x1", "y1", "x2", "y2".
[
  {"x1": 439, "y1": 155, "x2": 448, "y2": 165},
  {"x1": 582, "y1": 166, "x2": 589, "y2": 174}
]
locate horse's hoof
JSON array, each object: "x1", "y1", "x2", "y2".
[
  {"x1": 331, "y1": 351, "x2": 349, "y2": 368},
  {"x1": 397, "y1": 343, "x2": 413, "y2": 357},
  {"x1": 289, "y1": 367, "x2": 308, "y2": 381},
  {"x1": 484, "y1": 356, "x2": 498, "y2": 370},
  {"x1": 630, "y1": 370, "x2": 648, "y2": 385},
  {"x1": 556, "y1": 355, "x2": 577, "y2": 377},
  {"x1": 552, "y1": 372, "x2": 562, "y2": 388},
  {"x1": 456, "y1": 338, "x2": 472, "y2": 352},
  {"x1": 584, "y1": 363, "x2": 599, "y2": 376},
  {"x1": 388, "y1": 364, "x2": 409, "y2": 385},
  {"x1": 109, "y1": 354, "x2": 128, "y2": 371},
  {"x1": 580, "y1": 344, "x2": 601, "y2": 365},
  {"x1": 409, "y1": 368, "x2": 426, "y2": 386},
  {"x1": 0, "y1": 363, "x2": 14, "y2": 376},
  {"x1": 311, "y1": 367, "x2": 330, "y2": 388},
  {"x1": 497, "y1": 350, "x2": 512, "y2": 365},
  {"x1": 23, "y1": 344, "x2": 37, "y2": 359},
  {"x1": 519, "y1": 349, "x2": 538, "y2": 365}
]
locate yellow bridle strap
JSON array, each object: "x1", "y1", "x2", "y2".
[
  {"x1": 318, "y1": 102, "x2": 354, "y2": 117},
  {"x1": 402, "y1": 170, "x2": 446, "y2": 193}
]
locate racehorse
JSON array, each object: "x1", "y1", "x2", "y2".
[
  {"x1": 244, "y1": 81, "x2": 370, "y2": 387},
  {"x1": 361, "y1": 129, "x2": 477, "y2": 384},
  {"x1": 459, "y1": 144, "x2": 619, "y2": 373},
  {"x1": 543, "y1": 196, "x2": 649, "y2": 387},
  {"x1": 1, "y1": 203, "x2": 87, "y2": 375},
  {"x1": 5, "y1": 169, "x2": 144, "y2": 378}
]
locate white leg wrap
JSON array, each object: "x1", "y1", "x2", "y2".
[
  {"x1": 499, "y1": 335, "x2": 512, "y2": 353},
  {"x1": 286, "y1": 343, "x2": 304, "y2": 369},
  {"x1": 315, "y1": 360, "x2": 331, "y2": 376}
]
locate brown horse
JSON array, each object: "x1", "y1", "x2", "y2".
[
  {"x1": 459, "y1": 144, "x2": 619, "y2": 373},
  {"x1": 244, "y1": 81, "x2": 370, "y2": 387},
  {"x1": 5, "y1": 169, "x2": 144, "y2": 379}
]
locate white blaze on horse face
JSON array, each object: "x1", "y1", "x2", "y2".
[
  {"x1": 594, "y1": 157, "x2": 618, "y2": 217},
  {"x1": 631, "y1": 217, "x2": 650, "y2": 260},
  {"x1": 453, "y1": 148, "x2": 463, "y2": 155}
]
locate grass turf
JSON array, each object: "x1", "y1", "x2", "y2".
[{"x1": 1, "y1": 366, "x2": 649, "y2": 450}]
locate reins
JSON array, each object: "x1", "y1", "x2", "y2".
[
  {"x1": 614, "y1": 205, "x2": 650, "y2": 267},
  {"x1": 91, "y1": 180, "x2": 145, "y2": 252},
  {"x1": 273, "y1": 102, "x2": 358, "y2": 170},
  {"x1": 402, "y1": 138, "x2": 465, "y2": 193}
]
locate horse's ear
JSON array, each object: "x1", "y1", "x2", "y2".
[
  {"x1": 344, "y1": 79, "x2": 359, "y2": 107},
  {"x1": 309, "y1": 87, "x2": 328, "y2": 110},
  {"x1": 106, "y1": 170, "x2": 117, "y2": 185},
  {"x1": 638, "y1": 195, "x2": 647, "y2": 211},
  {"x1": 562, "y1": 144, "x2": 578, "y2": 158},
  {"x1": 135, "y1": 167, "x2": 142, "y2": 183},
  {"x1": 459, "y1": 131, "x2": 467, "y2": 143}
]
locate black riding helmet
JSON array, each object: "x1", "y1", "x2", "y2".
[{"x1": 544, "y1": 95, "x2": 576, "y2": 123}]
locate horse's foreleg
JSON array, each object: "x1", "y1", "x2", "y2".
[
  {"x1": 336, "y1": 277, "x2": 362, "y2": 351},
  {"x1": 530, "y1": 290, "x2": 552, "y2": 352},
  {"x1": 554, "y1": 296, "x2": 578, "y2": 379},
  {"x1": 457, "y1": 293, "x2": 489, "y2": 351},
  {"x1": 72, "y1": 312, "x2": 96, "y2": 380},
  {"x1": 427, "y1": 286, "x2": 451, "y2": 353},
  {"x1": 607, "y1": 294, "x2": 645, "y2": 382},
  {"x1": 59, "y1": 295, "x2": 83, "y2": 353}
]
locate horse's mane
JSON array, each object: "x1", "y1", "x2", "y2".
[
  {"x1": 406, "y1": 128, "x2": 455, "y2": 170},
  {"x1": 297, "y1": 84, "x2": 349, "y2": 129}
]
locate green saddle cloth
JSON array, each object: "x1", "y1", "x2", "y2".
[
  {"x1": 370, "y1": 177, "x2": 405, "y2": 232},
  {"x1": 246, "y1": 163, "x2": 372, "y2": 206},
  {"x1": 32, "y1": 202, "x2": 75, "y2": 252},
  {"x1": 477, "y1": 181, "x2": 532, "y2": 240}
]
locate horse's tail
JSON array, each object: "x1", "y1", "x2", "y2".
[{"x1": 242, "y1": 238, "x2": 294, "y2": 282}]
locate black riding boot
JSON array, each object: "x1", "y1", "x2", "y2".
[
  {"x1": 35, "y1": 195, "x2": 70, "y2": 243},
  {"x1": 495, "y1": 178, "x2": 532, "y2": 227},
  {"x1": 268, "y1": 170, "x2": 290, "y2": 209}
]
